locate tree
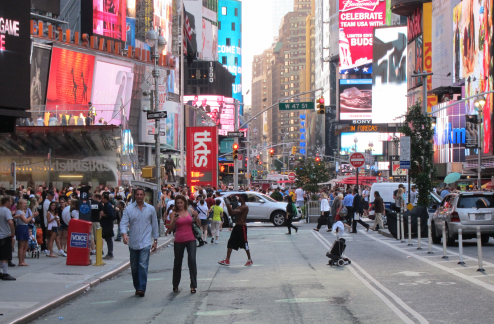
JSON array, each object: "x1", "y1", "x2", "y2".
[
  {"x1": 294, "y1": 157, "x2": 330, "y2": 194},
  {"x1": 270, "y1": 190, "x2": 283, "y2": 201},
  {"x1": 398, "y1": 100, "x2": 436, "y2": 206}
]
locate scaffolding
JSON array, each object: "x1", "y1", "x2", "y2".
[{"x1": 136, "y1": 0, "x2": 153, "y2": 41}]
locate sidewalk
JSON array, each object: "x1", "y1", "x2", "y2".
[{"x1": 2, "y1": 225, "x2": 173, "y2": 324}]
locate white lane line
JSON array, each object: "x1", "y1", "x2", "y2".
[
  {"x1": 311, "y1": 232, "x2": 425, "y2": 324},
  {"x1": 362, "y1": 231, "x2": 494, "y2": 293}
]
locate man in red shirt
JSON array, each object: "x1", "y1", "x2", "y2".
[{"x1": 205, "y1": 193, "x2": 215, "y2": 209}]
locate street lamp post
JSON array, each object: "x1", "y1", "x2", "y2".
[
  {"x1": 475, "y1": 94, "x2": 486, "y2": 189},
  {"x1": 145, "y1": 30, "x2": 167, "y2": 213}
]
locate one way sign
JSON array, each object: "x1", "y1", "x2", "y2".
[{"x1": 147, "y1": 111, "x2": 167, "y2": 120}]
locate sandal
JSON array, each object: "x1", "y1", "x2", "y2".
[
  {"x1": 173, "y1": 287, "x2": 178, "y2": 292},
  {"x1": 191, "y1": 288, "x2": 196, "y2": 294}
]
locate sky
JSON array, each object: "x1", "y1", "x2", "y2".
[{"x1": 241, "y1": 0, "x2": 294, "y2": 106}]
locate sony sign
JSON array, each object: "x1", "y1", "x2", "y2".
[
  {"x1": 352, "y1": 120, "x2": 372, "y2": 124},
  {"x1": 186, "y1": 126, "x2": 218, "y2": 189}
]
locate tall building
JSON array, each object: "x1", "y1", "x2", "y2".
[
  {"x1": 217, "y1": 0, "x2": 243, "y2": 105},
  {"x1": 270, "y1": 0, "x2": 294, "y2": 39}
]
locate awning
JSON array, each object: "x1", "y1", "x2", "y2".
[{"x1": 277, "y1": 180, "x2": 294, "y2": 184}]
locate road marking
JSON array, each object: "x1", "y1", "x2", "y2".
[
  {"x1": 119, "y1": 290, "x2": 136, "y2": 293},
  {"x1": 311, "y1": 232, "x2": 427, "y2": 324},
  {"x1": 90, "y1": 301, "x2": 117, "y2": 304},
  {"x1": 451, "y1": 265, "x2": 494, "y2": 270},
  {"x1": 362, "y1": 231, "x2": 494, "y2": 293},
  {"x1": 275, "y1": 298, "x2": 329, "y2": 303},
  {"x1": 195, "y1": 309, "x2": 254, "y2": 316},
  {"x1": 393, "y1": 271, "x2": 426, "y2": 277}
]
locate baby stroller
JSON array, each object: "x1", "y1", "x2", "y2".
[
  {"x1": 326, "y1": 238, "x2": 351, "y2": 267},
  {"x1": 28, "y1": 224, "x2": 40, "y2": 259}
]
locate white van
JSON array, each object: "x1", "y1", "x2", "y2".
[{"x1": 368, "y1": 182, "x2": 413, "y2": 214}]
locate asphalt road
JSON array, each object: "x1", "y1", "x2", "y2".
[{"x1": 32, "y1": 222, "x2": 494, "y2": 324}]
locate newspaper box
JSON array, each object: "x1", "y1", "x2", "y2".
[{"x1": 66, "y1": 219, "x2": 92, "y2": 266}]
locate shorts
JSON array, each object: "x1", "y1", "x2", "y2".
[
  {"x1": 363, "y1": 201, "x2": 369, "y2": 210},
  {"x1": 48, "y1": 227, "x2": 58, "y2": 234},
  {"x1": 60, "y1": 223, "x2": 68, "y2": 230},
  {"x1": 91, "y1": 222, "x2": 101, "y2": 239},
  {"x1": 296, "y1": 201, "x2": 304, "y2": 207},
  {"x1": 200, "y1": 219, "x2": 208, "y2": 226},
  {"x1": 227, "y1": 225, "x2": 249, "y2": 251},
  {"x1": 15, "y1": 225, "x2": 29, "y2": 241},
  {"x1": 0, "y1": 237, "x2": 13, "y2": 261}
]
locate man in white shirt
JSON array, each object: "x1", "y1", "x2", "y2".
[
  {"x1": 295, "y1": 186, "x2": 305, "y2": 207},
  {"x1": 36, "y1": 115, "x2": 44, "y2": 126}
]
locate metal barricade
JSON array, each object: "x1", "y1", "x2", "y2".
[{"x1": 305, "y1": 201, "x2": 321, "y2": 223}]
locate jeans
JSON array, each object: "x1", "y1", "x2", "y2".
[
  {"x1": 129, "y1": 246, "x2": 151, "y2": 292},
  {"x1": 104, "y1": 237, "x2": 113, "y2": 256},
  {"x1": 345, "y1": 207, "x2": 354, "y2": 226},
  {"x1": 317, "y1": 211, "x2": 330, "y2": 230},
  {"x1": 286, "y1": 215, "x2": 297, "y2": 233},
  {"x1": 173, "y1": 240, "x2": 197, "y2": 289},
  {"x1": 116, "y1": 222, "x2": 122, "y2": 240}
]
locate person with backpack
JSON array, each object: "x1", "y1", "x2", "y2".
[
  {"x1": 195, "y1": 198, "x2": 209, "y2": 245},
  {"x1": 101, "y1": 193, "x2": 116, "y2": 260},
  {"x1": 285, "y1": 196, "x2": 298, "y2": 234}
]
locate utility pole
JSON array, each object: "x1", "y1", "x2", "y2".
[
  {"x1": 234, "y1": 99, "x2": 239, "y2": 190},
  {"x1": 246, "y1": 128, "x2": 251, "y2": 188}
]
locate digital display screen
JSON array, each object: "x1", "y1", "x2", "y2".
[
  {"x1": 340, "y1": 132, "x2": 384, "y2": 155},
  {"x1": 93, "y1": 0, "x2": 127, "y2": 42},
  {"x1": 190, "y1": 171, "x2": 213, "y2": 182},
  {"x1": 339, "y1": 79, "x2": 372, "y2": 121},
  {"x1": 185, "y1": 95, "x2": 237, "y2": 135}
]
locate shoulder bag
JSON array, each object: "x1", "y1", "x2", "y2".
[{"x1": 191, "y1": 218, "x2": 202, "y2": 240}]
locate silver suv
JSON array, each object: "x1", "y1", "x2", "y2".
[
  {"x1": 220, "y1": 191, "x2": 300, "y2": 226},
  {"x1": 431, "y1": 192, "x2": 494, "y2": 246}
]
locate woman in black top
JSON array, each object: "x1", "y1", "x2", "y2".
[{"x1": 285, "y1": 196, "x2": 298, "y2": 235}]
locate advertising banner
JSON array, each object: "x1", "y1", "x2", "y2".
[
  {"x1": 154, "y1": 0, "x2": 173, "y2": 55},
  {"x1": 46, "y1": 47, "x2": 96, "y2": 112},
  {"x1": 125, "y1": 17, "x2": 135, "y2": 49},
  {"x1": 372, "y1": 26, "x2": 407, "y2": 124},
  {"x1": 91, "y1": 58, "x2": 134, "y2": 125},
  {"x1": 340, "y1": 132, "x2": 384, "y2": 155},
  {"x1": 432, "y1": 101, "x2": 467, "y2": 163},
  {"x1": 185, "y1": 95, "x2": 237, "y2": 135},
  {"x1": 406, "y1": 36, "x2": 422, "y2": 91},
  {"x1": 339, "y1": 79, "x2": 372, "y2": 120},
  {"x1": 422, "y1": 3, "x2": 436, "y2": 113},
  {"x1": 186, "y1": 126, "x2": 218, "y2": 190},
  {"x1": 202, "y1": 19, "x2": 218, "y2": 61},
  {"x1": 432, "y1": 0, "x2": 461, "y2": 89},
  {"x1": 0, "y1": 0, "x2": 31, "y2": 111},
  {"x1": 93, "y1": 0, "x2": 126, "y2": 42},
  {"x1": 144, "y1": 101, "x2": 180, "y2": 149},
  {"x1": 30, "y1": 46, "x2": 52, "y2": 109},
  {"x1": 338, "y1": 0, "x2": 387, "y2": 74}
]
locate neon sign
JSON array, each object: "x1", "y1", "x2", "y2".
[
  {"x1": 434, "y1": 123, "x2": 466, "y2": 145},
  {"x1": 0, "y1": 17, "x2": 20, "y2": 51}
]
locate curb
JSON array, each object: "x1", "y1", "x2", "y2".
[{"x1": 9, "y1": 237, "x2": 174, "y2": 324}]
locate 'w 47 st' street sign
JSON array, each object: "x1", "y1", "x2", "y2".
[{"x1": 278, "y1": 102, "x2": 315, "y2": 111}]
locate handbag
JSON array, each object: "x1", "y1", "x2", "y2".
[
  {"x1": 191, "y1": 221, "x2": 202, "y2": 240},
  {"x1": 339, "y1": 206, "x2": 348, "y2": 217}
]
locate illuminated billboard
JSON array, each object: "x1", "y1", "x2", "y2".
[
  {"x1": 144, "y1": 101, "x2": 180, "y2": 149},
  {"x1": 339, "y1": 79, "x2": 372, "y2": 120},
  {"x1": 338, "y1": 0, "x2": 386, "y2": 74},
  {"x1": 91, "y1": 58, "x2": 134, "y2": 125},
  {"x1": 153, "y1": 0, "x2": 173, "y2": 55},
  {"x1": 218, "y1": 0, "x2": 242, "y2": 104},
  {"x1": 185, "y1": 95, "x2": 237, "y2": 135},
  {"x1": 0, "y1": 0, "x2": 31, "y2": 111},
  {"x1": 372, "y1": 26, "x2": 407, "y2": 124},
  {"x1": 46, "y1": 47, "x2": 96, "y2": 110},
  {"x1": 30, "y1": 46, "x2": 52, "y2": 109},
  {"x1": 186, "y1": 126, "x2": 218, "y2": 189},
  {"x1": 93, "y1": 0, "x2": 127, "y2": 42},
  {"x1": 340, "y1": 132, "x2": 384, "y2": 155}
]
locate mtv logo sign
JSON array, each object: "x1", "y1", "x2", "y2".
[{"x1": 70, "y1": 232, "x2": 88, "y2": 248}]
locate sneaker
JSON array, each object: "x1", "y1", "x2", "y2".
[
  {"x1": 215, "y1": 240, "x2": 218, "y2": 244},
  {"x1": 90, "y1": 251, "x2": 96, "y2": 256},
  {"x1": 1, "y1": 274, "x2": 16, "y2": 281},
  {"x1": 103, "y1": 254, "x2": 114, "y2": 260},
  {"x1": 244, "y1": 260, "x2": 253, "y2": 266},
  {"x1": 211, "y1": 238, "x2": 214, "y2": 243},
  {"x1": 218, "y1": 259, "x2": 230, "y2": 266},
  {"x1": 58, "y1": 250, "x2": 67, "y2": 257},
  {"x1": 44, "y1": 250, "x2": 49, "y2": 254}
]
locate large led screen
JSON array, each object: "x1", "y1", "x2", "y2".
[
  {"x1": 91, "y1": 59, "x2": 134, "y2": 126},
  {"x1": 46, "y1": 47, "x2": 96, "y2": 112},
  {"x1": 30, "y1": 46, "x2": 51, "y2": 109},
  {"x1": 339, "y1": 79, "x2": 372, "y2": 120},
  {"x1": 185, "y1": 95, "x2": 237, "y2": 135},
  {"x1": 372, "y1": 26, "x2": 407, "y2": 124},
  {"x1": 340, "y1": 132, "x2": 383, "y2": 155},
  {"x1": 0, "y1": 0, "x2": 31, "y2": 111},
  {"x1": 153, "y1": 0, "x2": 173, "y2": 55},
  {"x1": 338, "y1": 0, "x2": 386, "y2": 74},
  {"x1": 93, "y1": 0, "x2": 126, "y2": 42}
]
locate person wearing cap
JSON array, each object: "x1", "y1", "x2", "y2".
[{"x1": 66, "y1": 187, "x2": 74, "y2": 197}]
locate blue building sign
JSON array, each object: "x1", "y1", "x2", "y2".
[
  {"x1": 432, "y1": 100, "x2": 467, "y2": 163},
  {"x1": 218, "y1": 0, "x2": 242, "y2": 107}
]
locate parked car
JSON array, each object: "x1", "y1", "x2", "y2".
[
  {"x1": 430, "y1": 191, "x2": 494, "y2": 246},
  {"x1": 220, "y1": 191, "x2": 301, "y2": 226}
]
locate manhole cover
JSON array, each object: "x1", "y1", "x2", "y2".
[{"x1": 54, "y1": 273, "x2": 84, "y2": 276}]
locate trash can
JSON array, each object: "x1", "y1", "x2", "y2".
[{"x1": 66, "y1": 219, "x2": 92, "y2": 266}]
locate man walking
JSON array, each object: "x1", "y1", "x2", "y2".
[
  {"x1": 370, "y1": 191, "x2": 385, "y2": 231},
  {"x1": 0, "y1": 197, "x2": 15, "y2": 280},
  {"x1": 295, "y1": 186, "x2": 305, "y2": 207},
  {"x1": 342, "y1": 188, "x2": 354, "y2": 227},
  {"x1": 120, "y1": 188, "x2": 159, "y2": 297},
  {"x1": 352, "y1": 189, "x2": 370, "y2": 233},
  {"x1": 101, "y1": 193, "x2": 115, "y2": 260},
  {"x1": 218, "y1": 194, "x2": 252, "y2": 266}
]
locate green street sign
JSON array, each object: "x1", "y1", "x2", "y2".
[{"x1": 278, "y1": 102, "x2": 314, "y2": 111}]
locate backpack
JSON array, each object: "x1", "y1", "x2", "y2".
[{"x1": 291, "y1": 203, "x2": 298, "y2": 217}]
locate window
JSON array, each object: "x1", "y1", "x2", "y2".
[
  {"x1": 222, "y1": 7, "x2": 227, "y2": 15},
  {"x1": 218, "y1": 21, "x2": 221, "y2": 30},
  {"x1": 234, "y1": 8, "x2": 238, "y2": 16},
  {"x1": 226, "y1": 38, "x2": 231, "y2": 46},
  {"x1": 232, "y1": 22, "x2": 235, "y2": 31},
  {"x1": 235, "y1": 57, "x2": 238, "y2": 66},
  {"x1": 238, "y1": 39, "x2": 241, "y2": 47},
  {"x1": 222, "y1": 56, "x2": 227, "y2": 64}
]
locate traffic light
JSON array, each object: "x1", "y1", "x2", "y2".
[
  {"x1": 270, "y1": 148, "x2": 274, "y2": 157},
  {"x1": 256, "y1": 155, "x2": 260, "y2": 163},
  {"x1": 232, "y1": 143, "x2": 239, "y2": 160},
  {"x1": 317, "y1": 97, "x2": 325, "y2": 114},
  {"x1": 315, "y1": 156, "x2": 321, "y2": 163},
  {"x1": 291, "y1": 146, "x2": 296, "y2": 155}
]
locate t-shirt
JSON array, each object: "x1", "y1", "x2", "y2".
[
  {"x1": 374, "y1": 196, "x2": 385, "y2": 214},
  {"x1": 90, "y1": 199, "x2": 103, "y2": 223},
  {"x1": 166, "y1": 199, "x2": 175, "y2": 211},
  {"x1": 0, "y1": 206, "x2": 13, "y2": 239},
  {"x1": 15, "y1": 209, "x2": 32, "y2": 226},
  {"x1": 196, "y1": 204, "x2": 209, "y2": 220},
  {"x1": 205, "y1": 197, "x2": 215, "y2": 208},
  {"x1": 211, "y1": 205, "x2": 223, "y2": 221},
  {"x1": 363, "y1": 190, "x2": 370, "y2": 202},
  {"x1": 43, "y1": 198, "x2": 51, "y2": 227},
  {"x1": 295, "y1": 188, "x2": 305, "y2": 201},
  {"x1": 61, "y1": 206, "x2": 71, "y2": 226},
  {"x1": 214, "y1": 196, "x2": 226, "y2": 210}
]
